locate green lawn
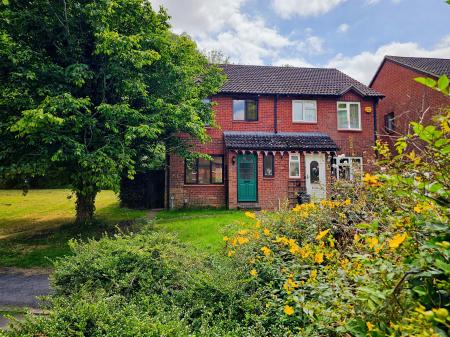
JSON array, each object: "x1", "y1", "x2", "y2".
[
  {"x1": 0, "y1": 190, "x2": 248, "y2": 268},
  {"x1": 0, "y1": 189, "x2": 147, "y2": 268},
  {"x1": 154, "y1": 209, "x2": 248, "y2": 252}
]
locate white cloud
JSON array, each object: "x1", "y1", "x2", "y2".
[
  {"x1": 271, "y1": 0, "x2": 346, "y2": 18},
  {"x1": 272, "y1": 57, "x2": 313, "y2": 67},
  {"x1": 154, "y1": 0, "x2": 299, "y2": 64},
  {"x1": 326, "y1": 36, "x2": 450, "y2": 84},
  {"x1": 366, "y1": 0, "x2": 402, "y2": 5},
  {"x1": 150, "y1": 0, "x2": 246, "y2": 35},
  {"x1": 338, "y1": 23, "x2": 349, "y2": 33}
]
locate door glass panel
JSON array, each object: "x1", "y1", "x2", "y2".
[
  {"x1": 239, "y1": 156, "x2": 254, "y2": 180},
  {"x1": 310, "y1": 160, "x2": 319, "y2": 183}
]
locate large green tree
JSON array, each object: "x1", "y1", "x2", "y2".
[{"x1": 0, "y1": 0, "x2": 224, "y2": 223}]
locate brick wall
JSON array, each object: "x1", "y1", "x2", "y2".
[
  {"x1": 168, "y1": 92, "x2": 378, "y2": 209},
  {"x1": 371, "y1": 60, "x2": 450, "y2": 147}
]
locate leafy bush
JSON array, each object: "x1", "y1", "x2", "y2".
[{"x1": 224, "y1": 109, "x2": 450, "y2": 336}]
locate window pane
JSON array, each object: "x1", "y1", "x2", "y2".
[
  {"x1": 338, "y1": 165, "x2": 351, "y2": 180},
  {"x1": 198, "y1": 158, "x2": 211, "y2": 184},
  {"x1": 349, "y1": 104, "x2": 360, "y2": 129},
  {"x1": 338, "y1": 103, "x2": 347, "y2": 109},
  {"x1": 337, "y1": 109, "x2": 347, "y2": 128},
  {"x1": 233, "y1": 100, "x2": 245, "y2": 120},
  {"x1": 263, "y1": 154, "x2": 274, "y2": 177},
  {"x1": 185, "y1": 159, "x2": 197, "y2": 184},
  {"x1": 310, "y1": 160, "x2": 320, "y2": 183},
  {"x1": 292, "y1": 101, "x2": 303, "y2": 121},
  {"x1": 289, "y1": 156, "x2": 300, "y2": 177},
  {"x1": 245, "y1": 100, "x2": 258, "y2": 121},
  {"x1": 304, "y1": 101, "x2": 317, "y2": 121},
  {"x1": 212, "y1": 157, "x2": 223, "y2": 184}
]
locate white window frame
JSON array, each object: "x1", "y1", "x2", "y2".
[
  {"x1": 337, "y1": 101, "x2": 361, "y2": 130},
  {"x1": 289, "y1": 153, "x2": 301, "y2": 178},
  {"x1": 292, "y1": 100, "x2": 317, "y2": 123},
  {"x1": 332, "y1": 156, "x2": 363, "y2": 180}
]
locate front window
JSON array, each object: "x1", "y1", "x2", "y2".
[
  {"x1": 202, "y1": 98, "x2": 212, "y2": 126},
  {"x1": 233, "y1": 99, "x2": 258, "y2": 121},
  {"x1": 289, "y1": 154, "x2": 301, "y2": 178},
  {"x1": 332, "y1": 157, "x2": 363, "y2": 180},
  {"x1": 185, "y1": 156, "x2": 224, "y2": 184},
  {"x1": 263, "y1": 154, "x2": 274, "y2": 177},
  {"x1": 292, "y1": 100, "x2": 317, "y2": 123},
  {"x1": 384, "y1": 112, "x2": 395, "y2": 133},
  {"x1": 337, "y1": 102, "x2": 361, "y2": 130}
]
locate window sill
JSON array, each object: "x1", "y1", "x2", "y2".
[
  {"x1": 263, "y1": 176, "x2": 275, "y2": 179},
  {"x1": 337, "y1": 128, "x2": 362, "y2": 132},
  {"x1": 292, "y1": 121, "x2": 317, "y2": 124},
  {"x1": 184, "y1": 184, "x2": 224, "y2": 187},
  {"x1": 232, "y1": 120, "x2": 259, "y2": 123},
  {"x1": 289, "y1": 176, "x2": 302, "y2": 179}
]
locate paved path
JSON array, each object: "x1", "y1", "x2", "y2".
[{"x1": 0, "y1": 269, "x2": 51, "y2": 308}]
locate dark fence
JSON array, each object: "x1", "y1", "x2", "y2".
[{"x1": 119, "y1": 170, "x2": 165, "y2": 209}]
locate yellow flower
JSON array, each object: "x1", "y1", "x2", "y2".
[
  {"x1": 344, "y1": 198, "x2": 351, "y2": 205},
  {"x1": 238, "y1": 229, "x2": 249, "y2": 235},
  {"x1": 389, "y1": 233, "x2": 408, "y2": 250},
  {"x1": 366, "y1": 322, "x2": 374, "y2": 331},
  {"x1": 413, "y1": 204, "x2": 422, "y2": 213},
  {"x1": 223, "y1": 236, "x2": 229, "y2": 241},
  {"x1": 289, "y1": 244, "x2": 301, "y2": 255},
  {"x1": 283, "y1": 277, "x2": 299, "y2": 292},
  {"x1": 284, "y1": 305, "x2": 295, "y2": 316},
  {"x1": 314, "y1": 252, "x2": 324, "y2": 264},
  {"x1": 329, "y1": 239, "x2": 335, "y2": 248},
  {"x1": 263, "y1": 228, "x2": 271, "y2": 236},
  {"x1": 316, "y1": 229, "x2": 330, "y2": 241},
  {"x1": 310, "y1": 269, "x2": 317, "y2": 280},
  {"x1": 253, "y1": 231, "x2": 260, "y2": 239},
  {"x1": 366, "y1": 237, "x2": 379, "y2": 249},
  {"x1": 231, "y1": 238, "x2": 237, "y2": 246},
  {"x1": 245, "y1": 211, "x2": 256, "y2": 219},
  {"x1": 250, "y1": 269, "x2": 257, "y2": 277},
  {"x1": 227, "y1": 250, "x2": 235, "y2": 257},
  {"x1": 363, "y1": 173, "x2": 382, "y2": 187},
  {"x1": 255, "y1": 220, "x2": 261, "y2": 228},
  {"x1": 261, "y1": 246, "x2": 271, "y2": 256},
  {"x1": 354, "y1": 234, "x2": 360, "y2": 242},
  {"x1": 237, "y1": 236, "x2": 249, "y2": 245}
]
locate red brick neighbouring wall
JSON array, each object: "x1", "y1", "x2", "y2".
[{"x1": 371, "y1": 60, "x2": 450, "y2": 147}]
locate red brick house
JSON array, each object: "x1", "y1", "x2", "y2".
[
  {"x1": 370, "y1": 56, "x2": 450, "y2": 147},
  {"x1": 167, "y1": 64, "x2": 383, "y2": 209}
]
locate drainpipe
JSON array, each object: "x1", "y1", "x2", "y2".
[
  {"x1": 373, "y1": 98, "x2": 379, "y2": 143},
  {"x1": 274, "y1": 94, "x2": 278, "y2": 133}
]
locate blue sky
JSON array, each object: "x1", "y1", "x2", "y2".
[{"x1": 153, "y1": 0, "x2": 450, "y2": 83}]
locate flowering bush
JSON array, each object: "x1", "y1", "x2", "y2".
[{"x1": 225, "y1": 109, "x2": 449, "y2": 336}]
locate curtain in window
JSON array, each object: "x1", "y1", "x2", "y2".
[{"x1": 349, "y1": 104, "x2": 360, "y2": 129}]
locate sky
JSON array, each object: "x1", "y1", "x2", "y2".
[{"x1": 151, "y1": 0, "x2": 450, "y2": 84}]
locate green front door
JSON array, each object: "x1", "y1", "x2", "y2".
[{"x1": 237, "y1": 154, "x2": 257, "y2": 202}]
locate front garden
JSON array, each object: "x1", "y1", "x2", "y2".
[{"x1": 2, "y1": 110, "x2": 449, "y2": 336}]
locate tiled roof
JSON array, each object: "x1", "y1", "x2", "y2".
[
  {"x1": 219, "y1": 64, "x2": 383, "y2": 97},
  {"x1": 385, "y1": 56, "x2": 450, "y2": 78},
  {"x1": 224, "y1": 131, "x2": 339, "y2": 152}
]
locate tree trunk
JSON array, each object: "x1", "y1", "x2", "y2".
[{"x1": 75, "y1": 190, "x2": 97, "y2": 225}]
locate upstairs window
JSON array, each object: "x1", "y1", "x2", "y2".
[
  {"x1": 263, "y1": 154, "x2": 274, "y2": 177},
  {"x1": 233, "y1": 99, "x2": 258, "y2": 121},
  {"x1": 337, "y1": 102, "x2": 361, "y2": 130},
  {"x1": 185, "y1": 156, "x2": 223, "y2": 184},
  {"x1": 202, "y1": 98, "x2": 212, "y2": 126},
  {"x1": 332, "y1": 157, "x2": 363, "y2": 180},
  {"x1": 384, "y1": 112, "x2": 395, "y2": 133},
  {"x1": 292, "y1": 100, "x2": 317, "y2": 123}
]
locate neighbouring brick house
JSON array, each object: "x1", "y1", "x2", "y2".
[
  {"x1": 167, "y1": 64, "x2": 384, "y2": 210},
  {"x1": 370, "y1": 56, "x2": 450, "y2": 147}
]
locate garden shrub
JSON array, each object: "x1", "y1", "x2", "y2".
[{"x1": 224, "y1": 109, "x2": 450, "y2": 336}]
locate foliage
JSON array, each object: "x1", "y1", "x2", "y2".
[
  {"x1": 0, "y1": 0, "x2": 225, "y2": 223},
  {"x1": 223, "y1": 106, "x2": 449, "y2": 336}
]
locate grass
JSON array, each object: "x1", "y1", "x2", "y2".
[
  {"x1": 0, "y1": 189, "x2": 249, "y2": 267},
  {"x1": 154, "y1": 208, "x2": 248, "y2": 252},
  {"x1": 0, "y1": 189, "x2": 147, "y2": 268}
]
